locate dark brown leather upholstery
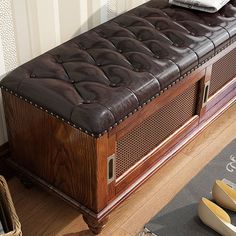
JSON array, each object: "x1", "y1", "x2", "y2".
[{"x1": 1, "y1": 0, "x2": 236, "y2": 136}]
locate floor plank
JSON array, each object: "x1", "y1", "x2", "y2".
[{"x1": 6, "y1": 104, "x2": 236, "y2": 236}]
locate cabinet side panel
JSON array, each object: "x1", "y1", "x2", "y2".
[{"x1": 2, "y1": 91, "x2": 101, "y2": 211}]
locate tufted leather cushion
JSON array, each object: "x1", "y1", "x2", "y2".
[{"x1": 1, "y1": 0, "x2": 236, "y2": 137}]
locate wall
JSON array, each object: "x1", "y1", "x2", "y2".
[{"x1": 0, "y1": 0, "x2": 148, "y2": 145}]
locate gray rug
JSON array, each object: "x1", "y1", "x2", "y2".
[{"x1": 144, "y1": 139, "x2": 236, "y2": 236}]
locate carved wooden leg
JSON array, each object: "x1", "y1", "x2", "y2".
[{"x1": 83, "y1": 214, "x2": 109, "y2": 235}]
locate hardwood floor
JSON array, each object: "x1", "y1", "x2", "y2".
[{"x1": 6, "y1": 103, "x2": 236, "y2": 236}]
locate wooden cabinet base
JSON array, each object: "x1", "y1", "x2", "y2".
[{"x1": 2, "y1": 44, "x2": 236, "y2": 233}]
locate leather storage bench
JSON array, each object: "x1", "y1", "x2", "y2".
[{"x1": 1, "y1": 0, "x2": 236, "y2": 233}]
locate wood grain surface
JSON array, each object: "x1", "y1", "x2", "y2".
[{"x1": 2, "y1": 91, "x2": 107, "y2": 213}]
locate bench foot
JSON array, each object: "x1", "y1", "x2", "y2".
[{"x1": 83, "y1": 214, "x2": 109, "y2": 235}]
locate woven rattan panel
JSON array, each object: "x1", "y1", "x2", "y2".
[
  {"x1": 209, "y1": 48, "x2": 236, "y2": 97},
  {"x1": 116, "y1": 83, "x2": 198, "y2": 178}
]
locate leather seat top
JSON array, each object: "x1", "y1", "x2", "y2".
[{"x1": 1, "y1": 0, "x2": 236, "y2": 137}]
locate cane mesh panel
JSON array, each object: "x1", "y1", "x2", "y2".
[
  {"x1": 209, "y1": 48, "x2": 236, "y2": 97},
  {"x1": 116, "y1": 83, "x2": 198, "y2": 178}
]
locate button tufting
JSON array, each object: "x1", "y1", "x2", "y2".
[
  {"x1": 57, "y1": 58, "x2": 63, "y2": 64},
  {"x1": 110, "y1": 83, "x2": 117, "y2": 87},
  {"x1": 80, "y1": 45, "x2": 87, "y2": 50},
  {"x1": 83, "y1": 100, "x2": 91, "y2": 104}
]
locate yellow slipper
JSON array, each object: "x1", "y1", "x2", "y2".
[
  {"x1": 212, "y1": 180, "x2": 236, "y2": 212},
  {"x1": 198, "y1": 198, "x2": 236, "y2": 236}
]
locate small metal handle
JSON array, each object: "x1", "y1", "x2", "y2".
[
  {"x1": 202, "y1": 80, "x2": 210, "y2": 108},
  {"x1": 107, "y1": 154, "x2": 116, "y2": 184}
]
